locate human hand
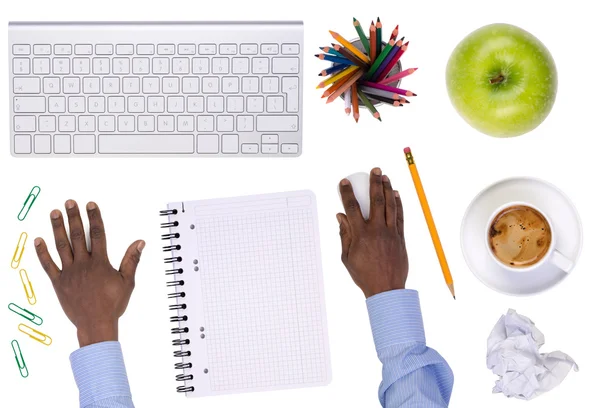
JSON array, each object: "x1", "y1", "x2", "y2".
[
  {"x1": 337, "y1": 168, "x2": 409, "y2": 298},
  {"x1": 34, "y1": 200, "x2": 145, "y2": 347}
]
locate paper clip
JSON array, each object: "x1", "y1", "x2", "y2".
[
  {"x1": 18, "y1": 186, "x2": 41, "y2": 221},
  {"x1": 11, "y1": 340, "x2": 29, "y2": 378},
  {"x1": 19, "y1": 269, "x2": 37, "y2": 305},
  {"x1": 18, "y1": 324, "x2": 52, "y2": 346},
  {"x1": 8, "y1": 303, "x2": 43, "y2": 326},
  {"x1": 11, "y1": 232, "x2": 28, "y2": 269}
]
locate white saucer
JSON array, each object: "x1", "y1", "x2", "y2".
[{"x1": 461, "y1": 177, "x2": 583, "y2": 296}]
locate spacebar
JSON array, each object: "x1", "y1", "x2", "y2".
[{"x1": 99, "y1": 134, "x2": 194, "y2": 154}]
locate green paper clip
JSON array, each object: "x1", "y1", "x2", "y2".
[
  {"x1": 8, "y1": 303, "x2": 43, "y2": 326},
  {"x1": 11, "y1": 340, "x2": 29, "y2": 378},
  {"x1": 18, "y1": 186, "x2": 41, "y2": 221}
]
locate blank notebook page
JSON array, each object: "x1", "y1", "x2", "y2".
[{"x1": 166, "y1": 191, "x2": 331, "y2": 396}]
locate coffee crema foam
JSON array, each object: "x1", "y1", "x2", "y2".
[{"x1": 489, "y1": 205, "x2": 552, "y2": 268}]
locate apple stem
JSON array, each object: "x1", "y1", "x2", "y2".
[{"x1": 490, "y1": 74, "x2": 505, "y2": 84}]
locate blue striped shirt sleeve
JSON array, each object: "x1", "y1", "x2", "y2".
[
  {"x1": 367, "y1": 289, "x2": 454, "y2": 407},
  {"x1": 70, "y1": 341, "x2": 135, "y2": 408}
]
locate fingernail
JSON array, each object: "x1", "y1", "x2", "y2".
[
  {"x1": 373, "y1": 168, "x2": 382, "y2": 175},
  {"x1": 382, "y1": 175, "x2": 390, "y2": 182},
  {"x1": 394, "y1": 190, "x2": 400, "y2": 198},
  {"x1": 86, "y1": 202, "x2": 97, "y2": 211},
  {"x1": 341, "y1": 179, "x2": 350, "y2": 186},
  {"x1": 336, "y1": 214, "x2": 342, "y2": 224},
  {"x1": 65, "y1": 200, "x2": 76, "y2": 209},
  {"x1": 137, "y1": 241, "x2": 146, "y2": 252},
  {"x1": 50, "y1": 210, "x2": 61, "y2": 219},
  {"x1": 34, "y1": 238, "x2": 42, "y2": 247}
]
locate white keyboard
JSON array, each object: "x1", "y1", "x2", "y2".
[{"x1": 8, "y1": 21, "x2": 303, "y2": 157}]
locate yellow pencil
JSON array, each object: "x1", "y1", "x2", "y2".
[
  {"x1": 404, "y1": 147, "x2": 455, "y2": 299},
  {"x1": 329, "y1": 30, "x2": 370, "y2": 64},
  {"x1": 316, "y1": 65, "x2": 359, "y2": 89}
]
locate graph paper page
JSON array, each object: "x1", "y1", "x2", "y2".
[{"x1": 169, "y1": 191, "x2": 331, "y2": 396}]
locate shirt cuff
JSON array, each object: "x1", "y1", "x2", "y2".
[
  {"x1": 366, "y1": 289, "x2": 426, "y2": 351},
  {"x1": 70, "y1": 341, "x2": 132, "y2": 407}
]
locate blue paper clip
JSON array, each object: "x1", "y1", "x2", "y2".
[
  {"x1": 11, "y1": 340, "x2": 29, "y2": 378},
  {"x1": 18, "y1": 186, "x2": 41, "y2": 221}
]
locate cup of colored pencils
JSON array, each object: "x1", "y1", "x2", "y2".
[{"x1": 316, "y1": 17, "x2": 418, "y2": 122}]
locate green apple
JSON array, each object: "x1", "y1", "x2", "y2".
[{"x1": 446, "y1": 23, "x2": 558, "y2": 138}]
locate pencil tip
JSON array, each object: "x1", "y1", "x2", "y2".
[
  {"x1": 353, "y1": 17, "x2": 357, "y2": 21},
  {"x1": 377, "y1": 17, "x2": 381, "y2": 22},
  {"x1": 454, "y1": 296, "x2": 456, "y2": 300}
]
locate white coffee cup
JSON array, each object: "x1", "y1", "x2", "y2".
[{"x1": 485, "y1": 201, "x2": 574, "y2": 273}]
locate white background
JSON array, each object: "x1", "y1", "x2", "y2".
[{"x1": 0, "y1": 0, "x2": 595, "y2": 406}]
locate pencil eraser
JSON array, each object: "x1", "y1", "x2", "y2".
[{"x1": 403, "y1": 147, "x2": 411, "y2": 154}]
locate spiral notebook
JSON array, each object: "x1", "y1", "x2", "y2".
[{"x1": 160, "y1": 191, "x2": 331, "y2": 397}]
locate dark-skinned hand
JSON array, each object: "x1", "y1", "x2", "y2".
[
  {"x1": 337, "y1": 168, "x2": 409, "y2": 298},
  {"x1": 34, "y1": 200, "x2": 145, "y2": 347}
]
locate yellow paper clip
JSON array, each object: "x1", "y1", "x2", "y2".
[
  {"x1": 18, "y1": 186, "x2": 41, "y2": 221},
  {"x1": 18, "y1": 324, "x2": 52, "y2": 346},
  {"x1": 11, "y1": 340, "x2": 29, "y2": 378},
  {"x1": 11, "y1": 232, "x2": 28, "y2": 269},
  {"x1": 19, "y1": 269, "x2": 36, "y2": 305}
]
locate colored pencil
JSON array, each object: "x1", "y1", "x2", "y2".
[
  {"x1": 351, "y1": 83, "x2": 359, "y2": 122},
  {"x1": 378, "y1": 68, "x2": 418, "y2": 85},
  {"x1": 315, "y1": 53, "x2": 356, "y2": 66},
  {"x1": 344, "y1": 88, "x2": 351, "y2": 115},
  {"x1": 369, "y1": 22, "x2": 377, "y2": 62},
  {"x1": 317, "y1": 65, "x2": 359, "y2": 89},
  {"x1": 332, "y1": 44, "x2": 368, "y2": 68},
  {"x1": 320, "y1": 46, "x2": 343, "y2": 58},
  {"x1": 360, "y1": 85, "x2": 402, "y2": 100},
  {"x1": 357, "y1": 88, "x2": 381, "y2": 121},
  {"x1": 329, "y1": 30, "x2": 370, "y2": 64},
  {"x1": 376, "y1": 18, "x2": 382, "y2": 56},
  {"x1": 319, "y1": 64, "x2": 347, "y2": 77},
  {"x1": 395, "y1": 41, "x2": 410, "y2": 61},
  {"x1": 361, "y1": 81, "x2": 417, "y2": 96},
  {"x1": 326, "y1": 69, "x2": 364, "y2": 104},
  {"x1": 390, "y1": 25, "x2": 399, "y2": 42},
  {"x1": 369, "y1": 95, "x2": 403, "y2": 106},
  {"x1": 375, "y1": 42, "x2": 406, "y2": 83},
  {"x1": 373, "y1": 43, "x2": 401, "y2": 83},
  {"x1": 365, "y1": 40, "x2": 395, "y2": 80},
  {"x1": 321, "y1": 70, "x2": 357, "y2": 98},
  {"x1": 353, "y1": 18, "x2": 370, "y2": 55},
  {"x1": 404, "y1": 147, "x2": 455, "y2": 299}
]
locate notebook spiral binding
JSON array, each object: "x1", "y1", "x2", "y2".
[{"x1": 160, "y1": 208, "x2": 195, "y2": 394}]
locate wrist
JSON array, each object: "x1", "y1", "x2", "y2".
[
  {"x1": 364, "y1": 283, "x2": 406, "y2": 298},
  {"x1": 77, "y1": 320, "x2": 118, "y2": 347}
]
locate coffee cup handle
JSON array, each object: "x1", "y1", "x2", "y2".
[{"x1": 550, "y1": 250, "x2": 574, "y2": 273}]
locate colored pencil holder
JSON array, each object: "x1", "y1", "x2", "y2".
[{"x1": 336, "y1": 38, "x2": 403, "y2": 107}]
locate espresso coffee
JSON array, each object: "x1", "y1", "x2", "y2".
[{"x1": 488, "y1": 205, "x2": 552, "y2": 268}]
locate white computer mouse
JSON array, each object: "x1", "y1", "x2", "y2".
[{"x1": 338, "y1": 172, "x2": 370, "y2": 220}]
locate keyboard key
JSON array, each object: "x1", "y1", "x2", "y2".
[
  {"x1": 192, "y1": 58, "x2": 209, "y2": 74},
  {"x1": 33, "y1": 44, "x2": 51, "y2": 55},
  {"x1": 252, "y1": 58, "x2": 269, "y2": 74},
  {"x1": 187, "y1": 96, "x2": 204, "y2": 113},
  {"x1": 123, "y1": 77, "x2": 140, "y2": 94},
  {"x1": 167, "y1": 96, "x2": 185, "y2": 113},
  {"x1": 38, "y1": 116, "x2": 56, "y2": 132},
  {"x1": 148, "y1": 96, "x2": 165, "y2": 112},
  {"x1": 116, "y1": 44, "x2": 134, "y2": 55},
  {"x1": 172, "y1": 58, "x2": 190, "y2": 74},
  {"x1": 48, "y1": 96, "x2": 66, "y2": 113},
  {"x1": 282, "y1": 43, "x2": 300, "y2": 55},
  {"x1": 99, "y1": 134, "x2": 194, "y2": 154},
  {"x1": 227, "y1": 96, "x2": 244, "y2": 113},
  {"x1": 219, "y1": 44, "x2": 237, "y2": 55},
  {"x1": 75, "y1": 44, "x2": 93, "y2": 55},
  {"x1": 240, "y1": 44, "x2": 258, "y2": 55},
  {"x1": 137, "y1": 44, "x2": 155, "y2": 55},
  {"x1": 133, "y1": 58, "x2": 150, "y2": 74},
  {"x1": 74, "y1": 134, "x2": 96, "y2": 154},
  {"x1": 13, "y1": 77, "x2": 40, "y2": 94},
  {"x1": 199, "y1": 44, "x2": 216, "y2": 55},
  {"x1": 53, "y1": 58, "x2": 70, "y2": 75},
  {"x1": 261, "y1": 44, "x2": 278, "y2": 55},
  {"x1": 54, "y1": 134, "x2": 71, "y2": 154},
  {"x1": 177, "y1": 115, "x2": 194, "y2": 132},
  {"x1": 232, "y1": 57, "x2": 250, "y2": 74},
  {"x1": 13, "y1": 58, "x2": 30, "y2": 75},
  {"x1": 89, "y1": 96, "x2": 105, "y2": 113},
  {"x1": 282, "y1": 143, "x2": 299, "y2": 154},
  {"x1": 212, "y1": 58, "x2": 229, "y2": 74},
  {"x1": 14, "y1": 116, "x2": 36, "y2": 132},
  {"x1": 103, "y1": 77, "x2": 120, "y2": 94},
  {"x1": 73, "y1": 58, "x2": 91, "y2": 74},
  {"x1": 217, "y1": 115, "x2": 234, "y2": 132},
  {"x1": 256, "y1": 115, "x2": 298, "y2": 132},
  {"x1": 14, "y1": 135, "x2": 32, "y2": 154},
  {"x1": 242, "y1": 77, "x2": 259, "y2": 93},
  {"x1": 127, "y1": 96, "x2": 144, "y2": 113},
  {"x1": 108, "y1": 96, "x2": 125, "y2": 113},
  {"x1": 32, "y1": 58, "x2": 50, "y2": 75},
  {"x1": 113, "y1": 58, "x2": 130, "y2": 75},
  {"x1": 273, "y1": 57, "x2": 300, "y2": 74},
  {"x1": 158, "y1": 44, "x2": 175, "y2": 55},
  {"x1": 78, "y1": 115, "x2": 96, "y2": 132},
  {"x1": 197, "y1": 134, "x2": 219, "y2": 154},
  {"x1": 96, "y1": 44, "x2": 114, "y2": 55},
  {"x1": 152, "y1": 57, "x2": 169, "y2": 74},
  {"x1": 98, "y1": 116, "x2": 116, "y2": 132},
  {"x1": 34, "y1": 134, "x2": 52, "y2": 154},
  {"x1": 54, "y1": 44, "x2": 72, "y2": 55},
  {"x1": 182, "y1": 77, "x2": 199, "y2": 94},
  {"x1": 262, "y1": 144, "x2": 278, "y2": 154},
  {"x1": 118, "y1": 116, "x2": 135, "y2": 132},
  {"x1": 262, "y1": 134, "x2": 278, "y2": 144},
  {"x1": 138, "y1": 116, "x2": 155, "y2": 132},
  {"x1": 247, "y1": 96, "x2": 264, "y2": 113},
  {"x1": 93, "y1": 58, "x2": 110, "y2": 74},
  {"x1": 241, "y1": 143, "x2": 259, "y2": 154},
  {"x1": 222, "y1": 77, "x2": 239, "y2": 94},
  {"x1": 202, "y1": 77, "x2": 219, "y2": 94},
  {"x1": 163, "y1": 77, "x2": 179, "y2": 94},
  {"x1": 58, "y1": 115, "x2": 76, "y2": 132},
  {"x1": 178, "y1": 44, "x2": 195, "y2": 55},
  {"x1": 157, "y1": 115, "x2": 175, "y2": 132},
  {"x1": 262, "y1": 77, "x2": 279, "y2": 94},
  {"x1": 206, "y1": 96, "x2": 224, "y2": 113},
  {"x1": 14, "y1": 96, "x2": 45, "y2": 113},
  {"x1": 142, "y1": 77, "x2": 160, "y2": 94},
  {"x1": 63, "y1": 77, "x2": 81, "y2": 94},
  {"x1": 13, "y1": 45, "x2": 31, "y2": 55},
  {"x1": 222, "y1": 134, "x2": 239, "y2": 154},
  {"x1": 197, "y1": 115, "x2": 214, "y2": 132},
  {"x1": 282, "y1": 77, "x2": 300, "y2": 112},
  {"x1": 66, "y1": 97, "x2": 84, "y2": 114},
  {"x1": 236, "y1": 115, "x2": 254, "y2": 132},
  {"x1": 83, "y1": 77, "x2": 101, "y2": 94}
]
